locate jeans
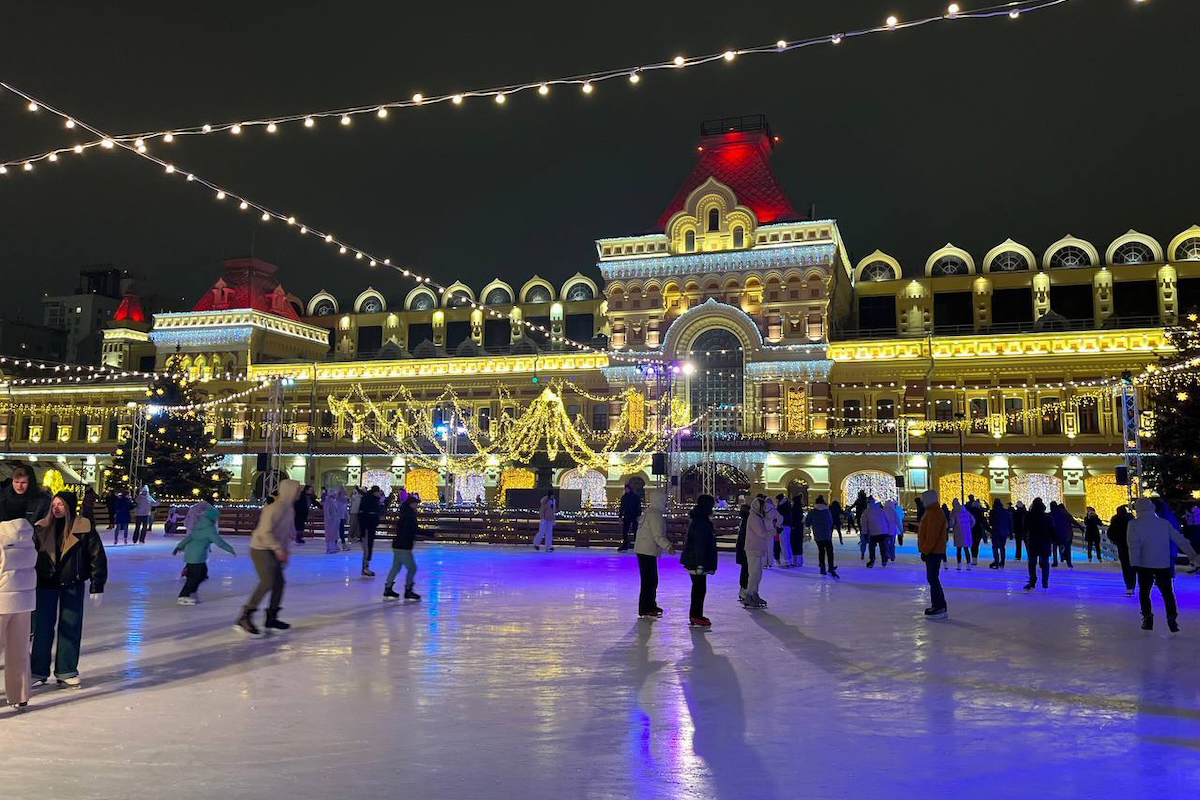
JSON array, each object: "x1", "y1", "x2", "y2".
[
  {"x1": 790, "y1": 528, "x2": 805, "y2": 564},
  {"x1": 179, "y1": 563, "x2": 209, "y2": 598},
  {"x1": 1086, "y1": 538, "x2": 1103, "y2": 561},
  {"x1": 244, "y1": 549, "x2": 285, "y2": 614},
  {"x1": 885, "y1": 535, "x2": 896, "y2": 562},
  {"x1": 867, "y1": 535, "x2": 889, "y2": 565},
  {"x1": 833, "y1": 524, "x2": 843, "y2": 545},
  {"x1": 1028, "y1": 550, "x2": 1050, "y2": 587},
  {"x1": 738, "y1": 559, "x2": 748, "y2": 591},
  {"x1": 133, "y1": 515, "x2": 150, "y2": 543},
  {"x1": 386, "y1": 549, "x2": 417, "y2": 589},
  {"x1": 636, "y1": 554, "x2": 659, "y2": 615},
  {"x1": 1, "y1": 612, "x2": 32, "y2": 704},
  {"x1": 1136, "y1": 567, "x2": 1177, "y2": 621},
  {"x1": 32, "y1": 583, "x2": 86, "y2": 680},
  {"x1": 991, "y1": 536, "x2": 1007, "y2": 566},
  {"x1": 924, "y1": 554, "x2": 946, "y2": 610},
  {"x1": 1116, "y1": 545, "x2": 1136, "y2": 590},
  {"x1": 620, "y1": 516, "x2": 637, "y2": 548},
  {"x1": 532, "y1": 519, "x2": 554, "y2": 549},
  {"x1": 114, "y1": 523, "x2": 128, "y2": 545},
  {"x1": 745, "y1": 554, "x2": 765, "y2": 596},
  {"x1": 359, "y1": 513, "x2": 379, "y2": 567},
  {"x1": 689, "y1": 573, "x2": 707, "y2": 619},
  {"x1": 858, "y1": 533, "x2": 868, "y2": 558},
  {"x1": 1014, "y1": 532, "x2": 1024, "y2": 560},
  {"x1": 956, "y1": 546, "x2": 971, "y2": 565},
  {"x1": 816, "y1": 540, "x2": 835, "y2": 573},
  {"x1": 779, "y1": 526, "x2": 793, "y2": 564}
]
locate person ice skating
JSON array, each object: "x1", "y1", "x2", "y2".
[
  {"x1": 680, "y1": 494, "x2": 717, "y2": 627},
  {"x1": 112, "y1": 490, "x2": 132, "y2": 545},
  {"x1": 322, "y1": 487, "x2": 347, "y2": 554},
  {"x1": 1083, "y1": 507, "x2": 1104, "y2": 562},
  {"x1": 102, "y1": 490, "x2": 116, "y2": 530},
  {"x1": 806, "y1": 496, "x2": 837, "y2": 578},
  {"x1": 293, "y1": 483, "x2": 319, "y2": 545},
  {"x1": 988, "y1": 498, "x2": 1012, "y2": 569},
  {"x1": 774, "y1": 494, "x2": 793, "y2": 567},
  {"x1": 885, "y1": 499, "x2": 904, "y2": 561},
  {"x1": 348, "y1": 486, "x2": 363, "y2": 543},
  {"x1": 789, "y1": 494, "x2": 806, "y2": 567},
  {"x1": 0, "y1": 517, "x2": 37, "y2": 708},
  {"x1": 917, "y1": 490, "x2": 948, "y2": 619},
  {"x1": 531, "y1": 489, "x2": 556, "y2": 552},
  {"x1": 357, "y1": 485, "x2": 384, "y2": 576},
  {"x1": 1012, "y1": 501, "x2": 1027, "y2": 561},
  {"x1": 829, "y1": 498, "x2": 844, "y2": 544},
  {"x1": 163, "y1": 505, "x2": 182, "y2": 536},
  {"x1": 1023, "y1": 498, "x2": 1053, "y2": 592},
  {"x1": 80, "y1": 487, "x2": 97, "y2": 531},
  {"x1": 861, "y1": 498, "x2": 890, "y2": 568},
  {"x1": 742, "y1": 496, "x2": 772, "y2": 607},
  {"x1": 633, "y1": 490, "x2": 674, "y2": 617},
  {"x1": 384, "y1": 495, "x2": 423, "y2": 601},
  {"x1": 173, "y1": 504, "x2": 234, "y2": 604},
  {"x1": 852, "y1": 489, "x2": 868, "y2": 535},
  {"x1": 236, "y1": 479, "x2": 300, "y2": 636},
  {"x1": 31, "y1": 491, "x2": 107, "y2": 688},
  {"x1": 1049, "y1": 502, "x2": 1077, "y2": 568},
  {"x1": 617, "y1": 484, "x2": 642, "y2": 552},
  {"x1": 949, "y1": 499, "x2": 974, "y2": 570},
  {"x1": 1107, "y1": 505, "x2": 1136, "y2": 595},
  {"x1": 1128, "y1": 498, "x2": 1199, "y2": 632},
  {"x1": 1186, "y1": 504, "x2": 1200, "y2": 553},
  {"x1": 0, "y1": 464, "x2": 50, "y2": 524},
  {"x1": 967, "y1": 501, "x2": 989, "y2": 567},
  {"x1": 735, "y1": 495, "x2": 750, "y2": 600},
  {"x1": 133, "y1": 485, "x2": 156, "y2": 544}
]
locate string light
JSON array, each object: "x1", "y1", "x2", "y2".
[{"x1": 0, "y1": 0, "x2": 1079, "y2": 171}]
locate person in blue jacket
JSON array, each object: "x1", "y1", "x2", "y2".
[
  {"x1": 988, "y1": 498, "x2": 1012, "y2": 569},
  {"x1": 173, "y1": 504, "x2": 235, "y2": 604}
]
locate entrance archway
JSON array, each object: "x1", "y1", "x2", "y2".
[{"x1": 840, "y1": 470, "x2": 899, "y2": 506}]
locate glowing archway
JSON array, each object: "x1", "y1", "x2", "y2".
[
  {"x1": 559, "y1": 468, "x2": 607, "y2": 507},
  {"x1": 841, "y1": 470, "x2": 899, "y2": 506},
  {"x1": 938, "y1": 473, "x2": 990, "y2": 506},
  {"x1": 1009, "y1": 474, "x2": 1063, "y2": 507}
]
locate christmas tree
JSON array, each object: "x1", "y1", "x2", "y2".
[
  {"x1": 1143, "y1": 310, "x2": 1200, "y2": 501},
  {"x1": 110, "y1": 355, "x2": 232, "y2": 500}
]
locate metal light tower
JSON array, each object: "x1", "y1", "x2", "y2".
[
  {"x1": 129, "y1": 406, "x2": 148, "y2": 490},
  {"x1": 262, "y1": 378, "x2": 285, "y2": 498},
  {"x1": 1118, "y1": 375, "x2": 1142, "y2": 502}
]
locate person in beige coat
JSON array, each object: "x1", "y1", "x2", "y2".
[
  {"x1": 633, "y1": 490, "x2": 674, "y2": 618},
  {"x1": 237, "y1": 479, "x2": 300, "y2": 637},
  {"x1": 0, "y1": 518, "x2": 37, "y2": 707}
]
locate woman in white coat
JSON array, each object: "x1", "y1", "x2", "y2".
[
  {"x1": 743, "y1": 496, "x2": 774, "y2": 608},
  {"x1": 633, "y1": 490, "x2": 674, "y2": 618},
  {"x1": 0, "y1": 518, "x2": 37, "y2": 708}
]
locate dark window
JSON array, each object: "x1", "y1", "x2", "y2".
[
  {"x1": 20, "y1": 417, "x2": 30, "y2": 440},
  {"x1": 1112, "y1": 280, "x2": 1159, "y2": 321},
  {"x1": 842, "y1": 400, "x2": 862, "y2": 429},
  {"x1": 1004, "y1": 397, "x2": 1025, "y2": 434},
  {"x1": 47, "y1": 415, "x2": 60, "y2": 442},
  {"x1": 1048, "y1": 284, "x2": 1093, "y2": 323},
  {"x1": 445, "y1": 320, "x2": 471, "y2": 350},
  {"x1": 447, "y1": 290, "x2": 472, "y2": 308},
  {"x1": 858, "y1": 296, "x2": 897, "y2": 332},
  {"x1": 934, "y1": 399, "x2": 955, "y2": 422},
  {"x1": 1048, "y1": 246, "x2": 1091, "y2": 268},
  {"x1": 1178, "y1": 278, "x2": 1200, "y2": 311},
  {"x1": 356, "y1": 325, "x2": 383, "y2": 357},
  {"x1": 313, "y1": 299, "x2": 336, "y2": 316},
  {"x1": 139, "y1": 355, "x2": 155, "y2": 372},
  {"x1": 707, "y1": 208, "x2": 720, "y2": 232},
  {"x1": 733, "y1": 227, "x2": 744, "y2": 248},
  {"x1": 565, "y1": 314, "x2": 595, "y2": 344},
  {"x1": 484, "y1": 319, "x2": 509, "y2": 349},
  {"x1": 933, "y1": 292, "x2": 973, "y2": 333},
  {"x1": 989, "y1": 251, "x2": 1030, "y2": 272},
  {"x1": 592, "y1": 405, "x2": 609, "y2": 431},
  {"x1": 478, "y1": 407, "x2": 491, "y2": 435},
  {"x1": 485, "y1": 288, "x2": 513, "y2": 305},
  {"x1": 1041, "y1": 397, "x2": 1062, "y2": 435},
  {"x1": 1078, "y1": 398, "x2": 1100, "y2": 434},
  {"x1": 1173, "y1": 237, "x2": 1200, "y2": 261},
  {"x1": 408, "y1": 323, "x2": 434, "y2": 349},
  {"x1": 77, "y1": 413, "x2": 89, "y2": 440},
  {"x1": 861, "y1": 261, "x2": 896, "y2": 282},
  {"x1": 107, "y1": 416, "x2": 119, "y2": 440},
  {"x1": 526, "y1": 317, "x2": 551, "y2": 338},
  {"x1": 969, "y1": 398, "x2": 988, "y2": 422},
  {"x1": 526, "y1": 287, "x2": 552, "y2": 304},
  {"x1": 565, "y1": 283, "x2": 594, "y2": 302},
  {"x1": 566, "y1": 404, "x2": 581, "y2": 421},
  {"x1": 992, "y1": 288, "x2": 1034, "y2": 326},
  {"x1": 875, "y1": 399, "x2": 895, "y2": 420},
  {"x1": 1112, "y1": 242, "x2": 1155, "y2": 265},
  {"x1": 932, "y1": 256, "x2": 969, "y2": 276},
  {"x1": 685, "y1": 231, "x2": 696, "y2": 252}
]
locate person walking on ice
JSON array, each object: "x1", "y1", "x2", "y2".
[
  {"x1": 173, "y1": 503, "x2": 235, "y2": 605},
  {"x1": 1128, "y1": 498, "x2": 1199, "y2": 632},
  {"x1": 0, "y1": 517, "x2": 37, "y2": 708},
  {"x1": 384, "y1": 495, "x2": 423, "y2": 601},
  {"x1": 742, "y1": 496, "x2": 772, "y2": 608},
  {"x1": 532, "y1": 489, "x2": 556, "y2": 552},
  {"x1": 805, "y1": 496, "x2": 838, "y2": 578},
  {"x1": 680, "y1": 494, "x2": 717, "y2": 628},
  {"x1": 236, "y1": 479, "x2": 300, "y2": 636},
  {"x1": 633, "y1": 489, "x2": 674, "y2": 618},
  {"x1": 917, "y1": 490, "x2": 948, "y2": 619}
]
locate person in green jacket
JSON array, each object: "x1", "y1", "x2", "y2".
[{"x1": 172, "y1": 504, "x2": 235, "y2": 605}]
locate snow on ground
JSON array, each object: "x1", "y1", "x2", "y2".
[{"x1": 4, "y1": 535, "x2": 1199, "y2": 800}]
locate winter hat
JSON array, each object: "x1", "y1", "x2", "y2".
[{"x1": 54, "y1": 490, "x2": 78, "y2": 515}]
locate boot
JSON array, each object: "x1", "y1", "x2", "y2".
[
  {"x1": 403, "y1": 586, "x2": 421, "y2": 601},
  {"x1": 1141, "y1": 614, "x2": 1153, "y2": 631},
  {"x1": 264, "y1": 611, "x2": 291, "y2": 632},
  {"x1": 236, "y1": 611, "x2": 262, "y2": 637},
  {"x1": 1168, "y1": 618, "x2": 1180, "y2": 633},
  {"x1": 383, "y1": 585, "x2": 401, "y2": 600}
]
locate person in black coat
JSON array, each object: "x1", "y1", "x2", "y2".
[
  {"x1": 1107, "y1": 505, "x2": 1135, "y2": 594},
  {"x1": 0, "y1": 464, "x2": 51, "y2": 524},
  {"x1": 384, "y1": 495, "x2": 422, "y2": 601},
  {"x1": 292, "y1": 484, "x2": 320, "y2": 545},
  {"x1": 1083, "y1": 507, "x2": 1103, "y2": 562},
  {"x1": 735, "y1": 496, "x2": 750, "y2": 601},
  {"x1": 1011, "y1": 501, "x2": 1027, "y2": 561},
  {"x1": 31, "y1": 490, "x2": 107, "y2": 687},
  {"x1": 1023, "y1": 498, "x2": 1053, "y2": 591},
  {"x1": 680, "y1": 494, "x2": 717, "y2": 627},
  {"x1": 357, "y1": 486, "x2": 384, "y2": 577},
  {"x1": 617, "y1": 484, "x2": 642, "y2": 552},
  {"x1": 790, "y1": 494, "x2": 806, "y2": 567},
  {"x1": 829, "y1": 499, "x2": 844, "y2": 544}
]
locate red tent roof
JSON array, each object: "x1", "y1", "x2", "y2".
[
  {"x1": 113, "y1": 292, "x2": 146, "y2": 323},
  {"x1": 192, "y1": 258, "x2": 300, "y2": 321},
  {"x1": 657, "y1": 118, "x2": 803, "y2": 230}
]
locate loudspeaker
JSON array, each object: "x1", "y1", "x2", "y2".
[
  {"x1": 651, "y1": 453, "x2": 667, "y2": 475},
  {"x1": 1115, "y1": 465, "x2": 1129, "y2": 486},
  {"x1": 256, "y1": 453, "x2": 270, "y2": 471},
  {"x1": 894, "y1": 474, "x2": 905, "y2": 489}
]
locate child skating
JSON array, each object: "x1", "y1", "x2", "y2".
[
  {"x1": 173, "y1": 504, "x2": 235, "y2": 604},
  {"x1": 384, "y1": 494, "x2": 422, "y2": 601}
]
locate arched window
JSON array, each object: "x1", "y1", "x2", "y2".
[
  {"x1": 526, "y1": 286, "x2": 552, "y2": 304},
  {"x1": 410, "y1": 293, "x2": 435, "y2": 311},
  {"x1": 862, "y1": 261, "x2": 896, "y2": 282},
  {"x1": 990, "y1": 251, "x2": 1030, "y2": 272},
  {"x1": 684, "y1": 230, "x2": 696, "y2": 253},
  {"x1": 733, "y1": 226, "x2": 745, "y2": 248},
  {"x1": 1112, "y1": 242, "x2": 1155, "y2": 265},
  {"x1": 360, "y1": 296, "x2": 384, "y2": 313},
  {"x1": 313, "y1": 298, "x2": 336, "y2": 316},
  {"x1": 485, "y1": 287, "x2": 512, "y2": 305},
  {"x1": 448, "y1": 290, "x2": 472, "y2": 307},
  {"x1": 707, "y1": 208, "x2": 720, "y2": 232},
  {"x1": 688, "y1": 329, "x2": 743, "y2": 435},
  {"x1": 932, "y1": 256, "x2": 968, "y2": 276},
  {"x1": 1048, "y1": 246, "x2": 1091, "y2": 268},
  {"x1": 1174, "y1": 237, "x2": 1200, "y2": 261},
  {"x1": 565, "y1": 283, "x2": 594, "y2": 301}
]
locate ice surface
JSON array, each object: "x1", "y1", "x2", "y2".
[{"x1": 4, "y1": 537, "x2": 1199, "y2": 800}]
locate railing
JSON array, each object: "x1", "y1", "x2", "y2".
[{"x1": 833, "y1": 315, "x2": 1165, "y2": 342}]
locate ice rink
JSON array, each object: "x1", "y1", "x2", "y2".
[{"x1": 4, "y1": 535, "x2": 1199, "y2": 800}]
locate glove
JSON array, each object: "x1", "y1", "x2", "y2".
[{"x1": 90, "y1": 593, "x2": 103, "y2": 607}]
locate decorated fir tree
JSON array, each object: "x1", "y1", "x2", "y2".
[
  {"x1": 1143, "y1": 310, "x2": 1200, "y2": 501},
  {"x1": 110, "y1": 356, "x2": 231, "y2": 500}
]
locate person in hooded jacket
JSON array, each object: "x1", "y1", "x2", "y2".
[
  {"x1": 735, "y1": 495, "x2": 750, "y2": 601},
  {"x1": 0, "y1": 517, "x2": 38, "y2": 707},
  {"x1": 1023, "y1": 498, "x2": 1053, "y2": 591},
  {"x1": 789, "y1": 494, "x2": 807, "y2": 567},
  {"x1": 775, "y1": 494, "x2": 793, "y2": 567},
  {"x1": 829, "y1": 499, "x2": 844, "y2": 544},
  {"x1": 1049, "y1": 502, "x2": 1078, "y2": 568},
  {"x1": 237, "y1": 479, "x2": 300, "y2": 636},
  {"x1": 173, "y1": 504, "x2": 235, "y2": 604},
  {"x1": 1107, "y1": 505, "x2": 1136, "y2": 595},
  {"x1": 949, "y1": 499, "x2": 974, "y2": 570},
  {"x1": 742, "y1": 496, "x2": 773, "y2": 607},
  {"x1": 861, "y1": 499, "x2": 894, "y2": 568},
  {"x1": 916, "y1": 490, "x2": 948, "y2": 618},
  {"x1": 967, "y1": 502, "x2": 989, "y2": 566},
  {"x1": 0, "y1": 464, "x2": 51, "y2": 524},
  {"x1": 1083, "y1": 506, "x2": 1104, "y2": 562},
  {"x1": 988, "y1": 498, "x2": 1012, "y2": 569},
  {"x1": 633, "y1": 490, "x2": 674, "y2": 618},
  {"x1": 31, "y1": 491, "x2": 107, "y2": 687},
  {"x1": 132, "y1": 485, "x2": 156, "y2": 544},
  {"x1": 322, "y1": 487, "x2": 348, "y2": 554},
  {"x1": 805, "y1": 496, "x2": 837, "y2": 577},
  {"x1": 384, "y1": 494, "x2": 423, "y2": 602},
  {"x1": 885, "y1": 499, "x2": 904, "y2": 560},
  {"x1": 617, "y1": 484, "x2": 642, "y2": 552},
  {"x1": 680, "y1": 494, "x2": 717, "y2": 627},
  {"x1": 1011, "y1": 501, "x2": 1027, "y2": 561},
  {"x1": 1151, "y1": 499, "x2": 1183, "y2": 577},
  {"x1": 357, "y1": 485, "x2": 384, "y2": 576},
  {"x1": 1128, "y1": 498, "x2": 1199, "y2": 632},
  {"x1": 112, "y1": 490, "x2": 132, "y2": 545}
]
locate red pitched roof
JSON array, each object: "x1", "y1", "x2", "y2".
[
  {"x1": 657, "y1": 120, "x2": 803, "y2": 230},
  {"x1": 192, "y1": 257, "x2": 300, "y2": 321},
  {"x1": 113, "y1": 292, "x2": 146, "y2": 323}
]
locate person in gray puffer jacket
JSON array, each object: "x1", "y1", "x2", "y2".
[
  {"x1": 805, "y1": 497, "x2": 838, "y2": 577},
  {"x1": 0, "y1": 518, "x2": 37, "y2": 707}
]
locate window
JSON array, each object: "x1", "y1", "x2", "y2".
[
  {"x1": 932, "y1": 256, "x2": 969, "y2": 276},
  {"x1": 1112, "y1": 242, "x2": 1154, "y2": 265},
  {"x1": 969, "y1": 398, "x2": 988, "y2": 430},
  {"x1": 526, "y1": 286, "x2": 552, "y2": 304},
  {"x1": 565, "y1": 283, "x2": 594, "y2": 302},
  {"x1": 858, "y1": 296, "x2": 897, "y2": 332},
  {"x1": 842, "y1": 400, "x2": 862, "y2": 429},
  {"x1": 356, "y1": 325, "x2": 383, "y2": 357},
  {"x1": 861, "y1": 261, "x2": 896, "y2": 282},
  {"x1": 592, "y1": 405, "x2": 609, "y2": 431},
  {"x1": 1004, "y1": 397, "x2": 1025, "y2": 434},
  {"x1": 684, "y1": 230, "x2": 696, "y2": 253},
  {"x1": 478, "y1": 407, "x2": 491, "y2": 434},
  {"x1": 1174, "y1": 237, "x2": 1200, "y2": 261},
  {"x1": 1048, "y1": 246, "x2": 1091, "y2": 268},
  {"x1": 1040, "y1": 396, "x2": 1062, "y2": 435},
  {"x1": 875, "y1": 399, "x2": 895, "y2": 420},
  {"x1": 410, "y1": 292, "x2": 436, "y2": 311},
  {"x1": 485, "y1": 288, "x2": 513, "y2": 305},
  {"x1": 707, "y1": 208, "x2": 720, "y2": 232},
  {"x1": 1078, "y1": 397, "x2": 1100, "y2": 434},
  {"x1": 20, "y1": 417, "x2": 31, "y2": 440},
  {"x1": 933, "y1": 291, "x2": 973, "y2": 333},
  {"x1": 566, "y1": 404, "x2": 581, "y2": 421},
  {"x1": 107, "y1": 416, "x2": 119, "y2": 441},
  {"x1": 77, "y1": 413, "x2": 89, "y2": 440},
  {"x1": 47, "y1": 415, "x2": 60, "y2": 441},
  {"x1": 733, "y1": 227, "x2": 744, "y2": 248},
  {"x1": 313, "y1": 299, "x2": 336, "y2": 316},
  {"x1": 934, "y1": 399, "x2": 955, "y2": 422}
]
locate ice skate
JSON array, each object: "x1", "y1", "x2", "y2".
[
  {"x1": 264, "y1": 612, "x2": 291, "y2": 633},
  {"x1": 1023, "y1": 582, "x2": 1035, "y2": 592},
  {"x1": 383, "y1": 585, "x2": 401, "y2": 600},
  {"x1": 403, "y1": 587, "x2": 421, "y2": 601},
  {"x1": 235, "y1": 612, "x2": 262, "y2": 637},
  {"x1": 652, "y1": 606, "x2": 664, "y2": 617},
  {"x1": 1141, "y1": 615, "x2": 1154, "y2": 631},
  {"x1": 177, "y1": 596, "x2": 197, "y2": 605},
  {"x1": 927, "y1": 608, "x2": 948, "y2": 620},
  {"x1": 31, "y1": 678, "x2": 47, "y2": 688},
  {"x1": 361, "y1": 567, "x2": 376, "y2": 577},
  {"x1": 1168, "y1": 619, "x2": 1180, "y2": 633},
  {"x1": 545, "y1": 547, "x2": 554, "y2": 552},
  {"x1": 1126, "y1": 589, "x2": 1135, "y2": 596},
  {"x1": 58, "y1": 676, "x2": 82, "y2": 688},
  {"x1": 688, "y1": 616, "x2": 712, "y2": 628},
  {"x1": 829, "y1": 567, "x2": 840, "y2": 580}
]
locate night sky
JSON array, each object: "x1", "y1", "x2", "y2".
[{"x1": 1, "y1": 0, "x2": 1194, "y2": 318}]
